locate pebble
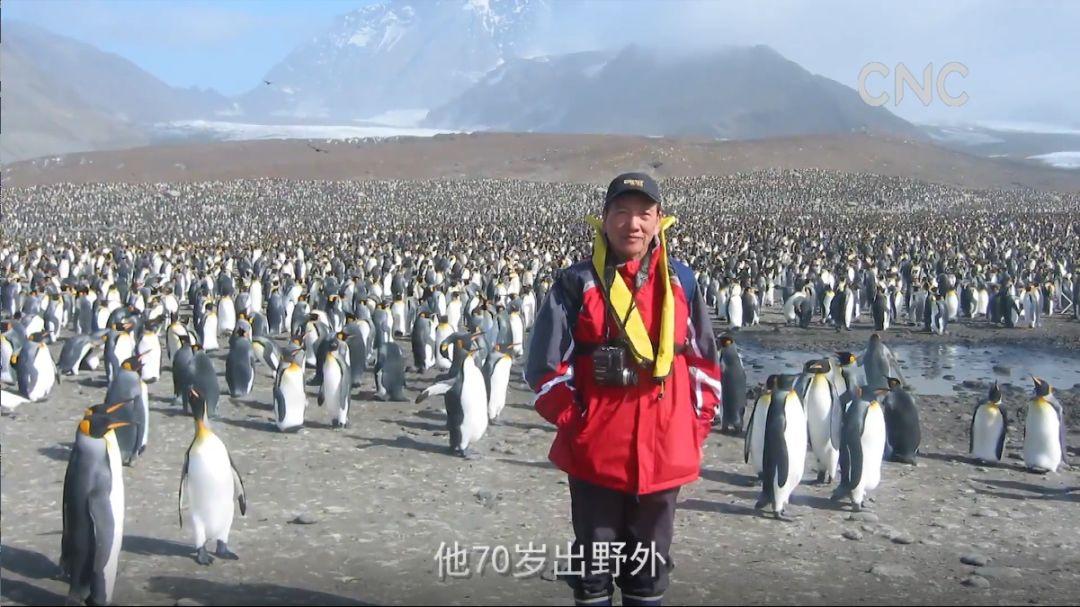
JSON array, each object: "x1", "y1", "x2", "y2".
[
  {"x1": 290, "y1": 513, "x2": 317, "y2": 525},
  {"x1": 963, "y1": 380, "x2": 982, "y2": 389},
  {"x1": 973, "y1": 508, "x2": 998, "y2": 518},
  {"x1": 961, "y1": 553, "x2": 989, "y2": 567},
  {"x1": 992, "y1": 365, "x2": 1011, "y2": 376},
  {"x1": 943, "y1": 374, "x2": 956, "y2": 381},
  {"x1": 890, "y1": 533, "x2": 915, "y2": 545},
  {"x1": 962, "y1": 575, "x2": 991, "y2": 589},
  {"x1": 847, "y1": 512, "x2": 879, "y2": 523},
  {"x1": 868, "y1": 563, "x2": 916, "y2": 579},
  {"x1": 974, "y1": 566, "x2": 1021, "y2": 579},
  {"x1": 842, "y1": 530, "x2": 863, "y2": 541},
  {"x1": 175, "y1": 600, "x2": 206, "y2": 607}
]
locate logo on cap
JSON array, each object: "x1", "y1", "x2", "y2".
[{"x1": 623, "y1": 179, "x2": 645, "y2": 187}]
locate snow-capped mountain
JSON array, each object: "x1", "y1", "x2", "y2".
[{"x1": 238, "y1": 0, "x2": 549, "y2": 121}]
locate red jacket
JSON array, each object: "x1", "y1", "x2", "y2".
[{"x1": 524, "y1": 246, "x2": 722, "y2": 495}]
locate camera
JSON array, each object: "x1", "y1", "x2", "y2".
[{"x1": 592, "y1": 342, "x2": 639, "y2": 387}]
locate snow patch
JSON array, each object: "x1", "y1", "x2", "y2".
[
  {"x1": 348, "y1": 28, "x2": 375, "y2": 47},
  {"x1": 1027, "y1": 151, "x2": 1080, "y2": 169},
  {"x1": 154, "y1": 120, "x2": 455, "y2": 141}
]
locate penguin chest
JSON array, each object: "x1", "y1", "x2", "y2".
[
  {"x1": 279, "y1": 369, "x2": 307, "y2": 424},
  {"x1": 29, "y1": 347, "x2": 56, "y2": 401},
  {"x1": 187, "y1": 438, "x2": 234, "y2": 531},
  {"x1": 748, "y1": 399, "x2": 770, "y2": 473},
  {"x1": 486, "y1": 357, "x2": 512, "y2": 420},
  {"x1": 805, "y1": 377, "x2": 836, "y2": 458},
  {"x1": 781, "y1": 397, "x2": 808, "y2": 484},
  {"x1": 103, "y1": 435, "x2": 125, "y2": 603},
  {"x1": 115, "y1": 333, "x2": 135, "y2": 362},
  {"x1": 139, "y1": 336, "x2": 161, "y2": 379},
  {"x1": 858, "y1": 404, "x2": 887, "y2": 492},
  {"x1": 460, "y1": 361, "x2": 489, "y2": 443},
  {"x1": 322, "y1": 357, "x2": 346, "y2": 416},
  {"x1": 1024, "y1": 401, "x2": 1061, "y2": 470},
  {"x1": 728, "y1": 297, "x2": 743, "y2": 325},
  {"x1": 971, "y1": 406, "x2": 1004, "y2": 461}
]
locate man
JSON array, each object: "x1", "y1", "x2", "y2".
[{"x1": 525, "y1": 172, "x2": 722, "y2": 606}]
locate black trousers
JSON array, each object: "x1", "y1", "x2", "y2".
[{"x1": 567, "y1": 476, "x2": 679, "y2": 604}]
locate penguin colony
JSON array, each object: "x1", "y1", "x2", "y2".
[{"x1": 1, "y1": 171, "x2": 1077, "y2": 604}]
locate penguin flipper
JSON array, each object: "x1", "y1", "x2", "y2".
[
  {"x1": 178, "y1": 450, "x2": 189, "y2": 527},
  {"x1": 228, "y1": 452, "x2": 247, "y2": 516},
  {"x1": 742, "y1": 402, "x2": 755, "y2": 464},
  {"x1": 416, "y1": 381, "x2": 452, "y2": 404},
  {"x1": 87, "y1": 487, "x2": 116, "y2": 575},
  {"x1": 273, "y1": 386, "x2": 287, "y2": 424},
  {"x1": 969, "y1": 406, "x2": 978, "y2": 455}
]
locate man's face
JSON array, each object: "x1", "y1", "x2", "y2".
[{"x1": 602, "y1": 194, "x2": 661, "y2": 262}]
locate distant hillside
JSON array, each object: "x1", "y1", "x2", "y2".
[
  {"x1": 5, "y1": 132, "x2": 1077, "y2": 192},
  {"x1": 1, "y1": 21, "x2": 229, "y2": 163},
  {"x1": 425, "y1": 45, "x2": 926, "y2": 141}
]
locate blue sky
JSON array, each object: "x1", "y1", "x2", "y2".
[
  {"x1": 5, "y1": 0, "x2": 1079, "y2": 126},
  {"x1": 4, "y1": 0, "x2": 370, "y2": 95}
]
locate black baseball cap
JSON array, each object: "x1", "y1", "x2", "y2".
[{"x1": 604, "y1": 172, "x2": 661, "y2": 211}]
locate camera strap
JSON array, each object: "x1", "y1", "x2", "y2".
[{"x1": 585, "y1": 215, "x2": 678, "y2": 380}]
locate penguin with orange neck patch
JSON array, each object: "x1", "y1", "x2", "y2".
[
  {"x1": 179, "y1": 386, "x2": 247, "y2": 565},
  {"x1": 61, "y1": 403, "x2": 130, "y2": 605}
]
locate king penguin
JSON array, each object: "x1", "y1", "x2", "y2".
[
  {"x1": 61, "y1": 404, "x2": 129, "y2": 606},
  {"x1": 832, "y1": 386, "x2": 887, "y2": 511},
  {"x1": 225, "y1": 327, "x2": 257, "y2": 398},
  {"x1": 717, "y1": 333, "x2": 746, "y2": 435},
  {"x1": 970, "y1": 382, "x2": 1008, "y2": 464},
  {"x1": 881, "y1": 377, "x2": 921, "y2": 465},
  {"x1": 417, "y1": 333, "x2": 489, "y2": 457},
  {"x1": 483, "y1": 344, "x2": 513, "y2": 423},
  {"x1": 796, "y1": 359, "x2": 842, "y2": 483},
  {"x1": 15, "y1": 331, "x2": 58, "y2": 402},
  {"x1": 744, "y1": 375, "x2": 777, "y2": 478},
  {"x1": 58, "y1": 333, "x2": 101, "y2": 377},
  {"x1": 317, "y1": 336, "x2": 352, "y2": 428},
  {"x1": 757, "y1": 374, "x2": 807, "y2": 519},
  {"x1": 104, "y1": 356, "x2": 149, "y2": 465},
  {"x1": 1023, "y1": 376, "x2": 1067, "y2": 473},
  {"x1": 179, "y1": 386, "x2": 247, "y2": 565},
  {"x1": 272, "y1": 348, "x2": 307, "y2": 432}
]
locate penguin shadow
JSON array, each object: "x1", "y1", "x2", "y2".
[
  {"x1": 213, "y1": 416, "x2": 278, "y2": 433},
  {"x1": 37, "y1": 443, "x2": 72, "y2": 462},
  {"x1": 0, "y1": 544, "x2": 60, "y2": 580},
  {"x1": 355, "y1": 435, "x2": 449, "y2": 456},
  {"x1": 77, "y1": 376, "x2": 107, "y2": 388},
  {"x1": 699, "y1": 468, "x2": 758, "y2": 487},
  {"x1": 920, "y1": 451, "x2": 1028, "y2": 472},
  {"x1": 382, "y1": 418, "x2": 445, "y2": 433},
  {"x1": 495, "y1": 457, "x2": 555, "y2": 470},
  {"x1": 677, "y1": 498, "x2": 760, "y2": 518},
  {"x1": 147, "y1": 575, "x2": 370, "y2": 606},
  {"x1": 154, "y1": 405, "x2": 194, "y2": 419},
  {"x1": 973, "y1": 478, "x2": 1080, "y2": 504},
  {"x1": 788, "y1": 492, "x2": 846, "y2": 512},
  {"x1": 121, "y1": 535, "x2": 193, "y2": 559},
  {"x1": 413, "y1": 408, "x2": 446, "y2": 421},
  {"x1": 0, "y1": 579, "x2": 67, "y2": 606},
  {"x1": 233, "y1": 397, "x2": 273, "y2": 412}
]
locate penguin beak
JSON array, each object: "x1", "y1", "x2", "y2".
[{"x1": 107, "y1": 422, "x2": 131, "y2": 430}]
